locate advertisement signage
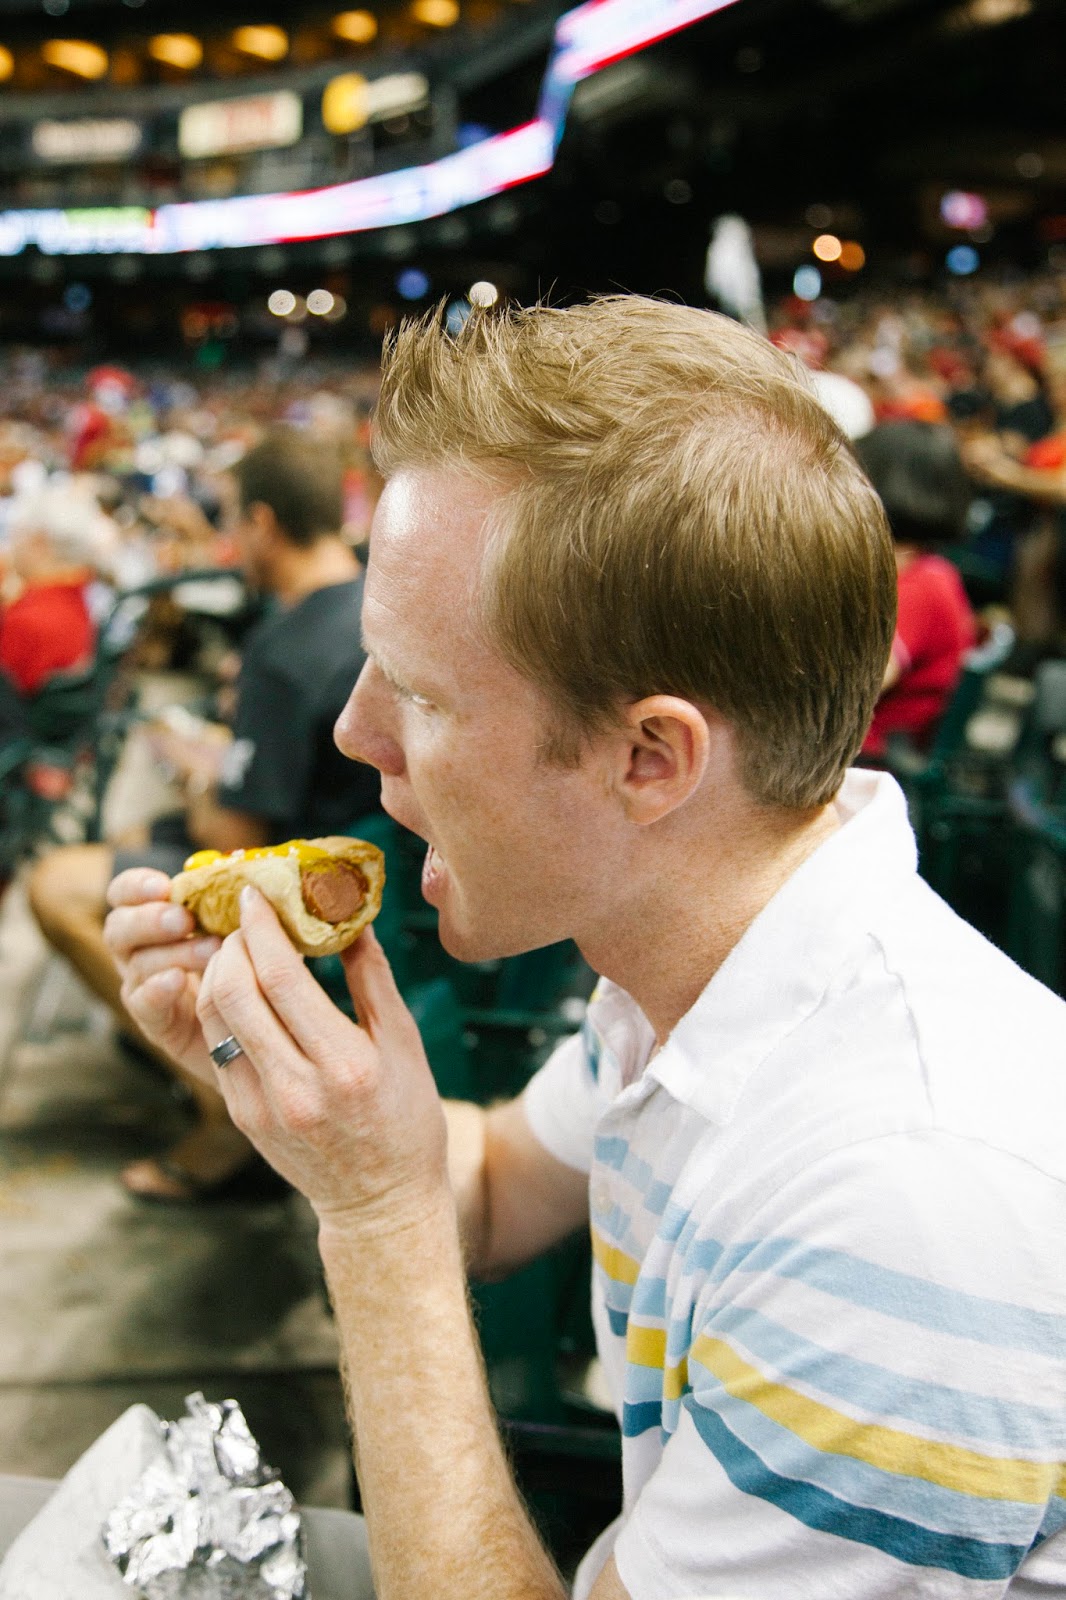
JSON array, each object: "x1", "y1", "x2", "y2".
[
  {"x1": 32, "y1": 119, "x2": 142, "y2": 164},
  {"x1": 178, "y1": 92, "x2": 303, "y2": 159}
]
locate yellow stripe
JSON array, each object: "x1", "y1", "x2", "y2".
[
  {"x1": 692, "y1": 1335, "x2": 1062, "y2": 1507},
  {"x1": 625, "y1": 1323, "x2": 688, "y2": 1399},
  {"x1": 664, "y1": 1357, "x2": 689, "y2": 1401},
  {"x1": 590, "y1": 1226, "x2": 640, "y2": 1287},
  {"x1": 627, "y1": 1323, "x2": 666, "y2": 1368}
]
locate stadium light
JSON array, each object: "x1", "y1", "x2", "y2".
[
  {"x1": 307, "y1": 288, "x2": 335, "y2": 315},
  {"x1": 267, "y1": 288, "x2": 297, "y2": 315},
  {"x1": 322, "y1": 73, "x2": 369, "y2": 134},
  {"x1": 411, "y1": 0, "x2": 459, "y2": 25},
  {"x1": 232, "y1": 25, "x2": 288, "y2": 60},
  {"x1": 42, "y1": 39, "x2": 109, "y2": 78},
  {"x1": 468, "y1": 280, "x2": 499, "y2": 307},
  {"x1": 0, "y1": 46, "x2": 13, "y2": 80},
  {"x1": 149, "y1": 34, "x2": 203, "y2": 70},
  {"x1": 332, "y1": 10, "x2": 377, "y2": 43},
  {"x1": 812, "y1": 233, "x2": 842, "y2": 262}
]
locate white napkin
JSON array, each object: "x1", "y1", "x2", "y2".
[{"x1": 0, "y1": 1405, "x2": 165, "y2": 1599}]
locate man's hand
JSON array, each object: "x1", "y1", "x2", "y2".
[
  {"x1": 196, "y1": 885, "x2": 449, "y2": 1233},
  {"x1": 104, "y1": 868, "x2": 221, "y2": 1083}
]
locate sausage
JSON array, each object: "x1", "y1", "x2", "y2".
[{"x1": 300, "y1": 860, "x2": 369, "y2": 925}]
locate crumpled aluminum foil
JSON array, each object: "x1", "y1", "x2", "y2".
[{"x1": 101, "y1": 1393, "x2": 308, "y2": 1600}]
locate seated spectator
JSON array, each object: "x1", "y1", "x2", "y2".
[
  {"x1": 0, "y1": 485, "x2": 112, "y2": 696},
  {"x1": 857, "y1": 420, "x2": 977, "y2": 757},
  {"x1": 28, "y1": 427, "x2": 379, "y2": 1202}
]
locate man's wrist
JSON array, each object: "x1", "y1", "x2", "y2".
[{"x1": 317, "y1": 1182, "x2": 460, "y2": 1264}]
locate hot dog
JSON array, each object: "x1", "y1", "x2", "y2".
[{"x1": 170, "y1": 836, "x2": 384, "y2": 958}]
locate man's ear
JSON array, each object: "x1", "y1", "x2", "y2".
[
  {"x1": 247, "y1": 501, "x2": 281, "y2": 545},
  {"x1": 615, "y1": 695, "x2": 714, "y2": 826}
]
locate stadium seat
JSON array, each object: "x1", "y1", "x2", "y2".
[
  {"x1": 1005, "y1": 662, "x2": 1066, "y2": 996},
  {"x1": 883, "y1": 622, "x2": 1018, "y2": 944}
]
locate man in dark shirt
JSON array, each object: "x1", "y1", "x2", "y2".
[{"x1": 28, "y1": 427, "x2": 377, "y2": 1199}]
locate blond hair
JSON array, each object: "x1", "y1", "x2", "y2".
[{"x1": 374, "y1": 296, "x2": 896, "y2": 809}]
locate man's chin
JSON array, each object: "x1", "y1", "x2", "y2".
[{"x1": 435, "y1": 911, "x2": 538, "y2": 966}]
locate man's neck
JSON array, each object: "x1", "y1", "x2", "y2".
[
  {"x1": 585, "y1": 800, "x2": 842, "y2": 1048},
  {"x1": 270, "y1": 536, "x2": 360, "y2": 608}
]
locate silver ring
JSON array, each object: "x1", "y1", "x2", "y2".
[{"x1": 209, "y1": 1034, "x2": 245, "y2": 1069}]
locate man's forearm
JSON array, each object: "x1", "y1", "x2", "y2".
[
  {"x1": 318, "y1": 1201, "x2": 565, "y2": 1600},
  {"x1": 443, "y1": 1099, "x2": 491, "y2": 1273}
]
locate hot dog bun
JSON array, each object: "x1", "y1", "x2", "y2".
[{"x1": 170, "y1": 836, "x2": 384, "y2": 958}]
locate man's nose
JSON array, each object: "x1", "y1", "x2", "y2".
[{"x1": 334, "y1": 664, "x2": 404, "y2": 776}]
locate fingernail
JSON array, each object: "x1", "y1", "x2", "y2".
[
  {"x1": 160, "y1": 908, "x2": 188, "y2": 934},
  {"x1": 240, "y1": 885, "x2": 258, "y2": 914}
]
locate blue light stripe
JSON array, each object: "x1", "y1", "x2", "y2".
[{"x1": 683, "y1": 1236, "x2": 1066, "y2": 1359}]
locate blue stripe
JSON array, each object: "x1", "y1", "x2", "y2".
[
  {"x1": 607, "y1": 1306, "x2": 628, "y2": 1337},
  {"x1": 622, "y1": 1399, "x2": 662, "y2": 1437},
  {"x1": 645, "y1": 1179, "x2": 674, "y2": 1217},
  {"x1": 594, "y1": 1136, "x2": 629, "y2": 1171},
  {"x1": 708, "y1": 1303, "x2": 1066, "y2": 1453},
  {"x1": 691, "y1": 1365, "x2": 1043, "y2": 1546},
  {"x1": 690, "y1": 1236, "x2": 1066, "y2": 1359},
  {"x1": 660, "y1": 1200, "x2": 690, "y2": 1244},
  {"x1": 631, "y1": 1275, "x2": 667, "y2": 1319},
  {"x1": 626, "y1": 1364, "x2": 672, "y2": 1404},
  {"x1": 687, "y1": 1401, "x2": 1025, "y2": 1580}
]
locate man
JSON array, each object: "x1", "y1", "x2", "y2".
[
  {"x1": 101, "y1": 300, "x2": 1065, "y2": 1596},
  {"x1": 29, "y1": 427, "x2": 378, "y2": 1201}
]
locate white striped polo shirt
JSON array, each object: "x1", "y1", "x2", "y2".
[{"x1": 523, "y1": 769, "x2": 1066, "y2": 1599}]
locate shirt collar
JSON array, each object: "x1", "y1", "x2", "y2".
[{"x1": 586, "y1": 770, "x2": 918, "y2": 1122}]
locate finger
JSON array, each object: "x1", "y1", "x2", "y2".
[
  {"x1": 121, "y1": 966, "x2": 187, "y2": 1036},
  {"x1": 104, "y1": 900, "x2": 197, "y2": 964},
  {"x1": 198, "y1": 929, "x2": 309, "y2": 1088},
  {"x1": 195, "y1": 961, "x2": 275, "y2": 1130},
  {"x1": 341, "y1": 925, "x2": 416, "y2": 1044},
  {"x1": 123, "y1": 935, "x2": 220, "y2": 985},
  {"x1": 106, "y1": 868, "x2": 175, "y2": 910},
  {"x1": 236, "y1": 885, "x2": 371, "y2": 1061}
]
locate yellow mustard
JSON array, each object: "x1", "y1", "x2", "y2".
[{"x1": 181, "y1": 840, "x2": 334, "y2": 872}]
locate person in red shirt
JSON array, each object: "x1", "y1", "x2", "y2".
[
  {"x1": 0, "y1": 487, "x2": 111, "y2": 697},
  {"x1": 856, "y1": 421, "x2": 977, "y2": 758}
]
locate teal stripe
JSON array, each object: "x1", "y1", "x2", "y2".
[
  {"x1": 689, "y1": 1364, "x2": 1043, "y2": 1546},
  {"x1": 687, "y1": 1401, "x2": 1025, "y2": 1580},
  {"x1": 622, "y1": 1399, "x2": 662, "y2": 1437},
  {"x1": 707, "y1": 1303, "x2": 1066, "y2": 1453}
]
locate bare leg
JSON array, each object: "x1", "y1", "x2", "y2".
[{"x1": 27, "y1": 844, "x2": 254, "y2": 1198}]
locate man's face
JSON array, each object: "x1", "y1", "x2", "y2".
[{"x1": 335, "y1": 468, "x2": 626, "y2": 963}]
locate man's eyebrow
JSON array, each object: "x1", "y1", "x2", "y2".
[{"x1": 361, "y1": 638, "x2": 414, "y2": 694}]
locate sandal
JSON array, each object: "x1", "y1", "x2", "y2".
[{"x1": 121, "y1": 1148, "x2": 290, "y2": 1205}]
